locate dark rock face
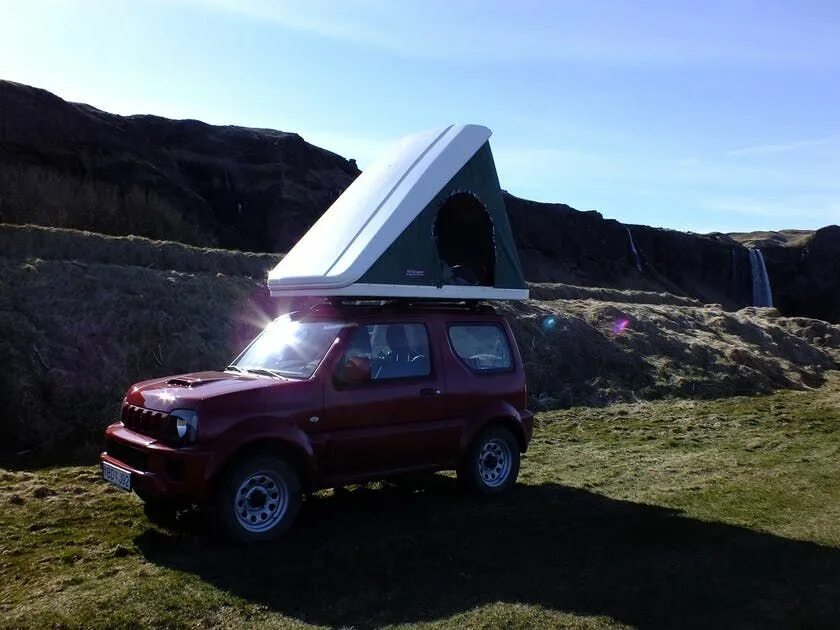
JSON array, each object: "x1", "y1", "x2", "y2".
[
  {"x1": 505, "y1": 193, "x2": 840, "y2": 322},
  {"x1": 762, "y1": 226, "x2": 840, "y2": 324},
  {"x1": 504, "y1": 194, "x2": 754, "y2": 310},
  {"x1": 1, "y1": 80, "x2": 838, "y2": 322},
  {"x1": 0, "y1": 80, "x2": 359, "y2": 252}
]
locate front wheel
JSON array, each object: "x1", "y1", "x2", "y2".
[
  {"x1": 458, "y1": 427, "x2": 520, "y2": 494},
  {"x1": 215, "y1": 454, "x2": 302, "y2": 543}
]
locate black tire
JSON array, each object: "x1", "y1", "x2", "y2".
[
  {"x1": 458, "y1": 426, "x2": 520, "y2": 495},
  {"x1": 142, "y1": 499, "x2": 179, "y2": 528},
  {"x1": 215, "y1": 454, "x2": 302, "y2": 543}
]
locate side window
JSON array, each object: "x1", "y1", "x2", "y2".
[
  {"x1": 336, "y1": 323, "x2": 431, "y2": 384},
  {"x1": 448, "y1": 324, "x2": 513, "y2": 372}
]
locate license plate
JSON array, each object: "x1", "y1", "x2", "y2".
[{"x1": 102, "y1": 462, "x2": 132, "y2": 491}]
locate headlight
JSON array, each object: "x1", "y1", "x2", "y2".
[{"x1": 170, "y1": 409, "x2": 198, "y2": 443}]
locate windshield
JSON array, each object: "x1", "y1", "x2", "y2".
[{"x1": 232, "y1": 316, "x2": 346, "y2": 379}]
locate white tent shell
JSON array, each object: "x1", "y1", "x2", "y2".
[{"x1": 267, "y1": 124, "x2": 528, "y2": 300}]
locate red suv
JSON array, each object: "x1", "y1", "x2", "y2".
[{"x1": 101, "y1": 301, "x2": 533, "y2": 542}]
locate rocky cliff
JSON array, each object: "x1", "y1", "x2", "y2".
[
  {"x1": 0, "y1": 80, "x2": 359, "y2": 253},
  {"x1": 731, "y1": 226, "x2": 840, "y2": 324},
  {"x1": 1, "y1": 80, "x2": 838, "y2": 322},
  {"x1": 504, "y1": 195, "x2": 755, "y2": 310}
]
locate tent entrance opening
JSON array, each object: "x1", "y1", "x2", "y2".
[{"x1": 435, "y1": 193, "x2": 495, "y2": 286}]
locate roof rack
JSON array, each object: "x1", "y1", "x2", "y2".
[{"x1": 287, "y1": 296, "x2": 497, "y2": 316}]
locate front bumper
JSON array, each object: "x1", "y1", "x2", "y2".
[{"x1": 101, "y1": 422, "x2": 214, "y2": 502}]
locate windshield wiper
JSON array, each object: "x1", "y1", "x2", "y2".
[
  {"x1": 244, "y1": 367, "x2": 284, "y2": 378},
  {"x1": 224, "y1": 365, "x2": 244, "y2": 373}
]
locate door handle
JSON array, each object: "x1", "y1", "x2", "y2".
[{"x1": 420, "y1": 388, "x2": 441, "y2": 398}]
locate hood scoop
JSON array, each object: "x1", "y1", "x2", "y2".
[{"x1": 165, "y1": 375, "x2": 227, "y2": 387}]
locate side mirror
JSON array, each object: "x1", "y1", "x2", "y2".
[{"x1": 337, "y1": 356, "x2": 371, "y2": 385}]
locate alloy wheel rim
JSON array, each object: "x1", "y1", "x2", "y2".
[
  {"x1": 477, "y1": 438, "x2": 512, "y2": 488},
  {"x1": 234, "y1": 471, "x2": 289, "y2": 533}
]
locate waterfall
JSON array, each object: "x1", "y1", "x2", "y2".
[
  {"x1": 626, "y1": 227, "x2": 642, "y2": 272},
  {"x1": 748, "y1": 248, "x2": 773, "y2": 307}
]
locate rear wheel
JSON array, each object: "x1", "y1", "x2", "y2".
[
  {"x1": 458, "y1": 427, "x2": 520, "y2": 494},
  {"x1": 215, "y1": 454, "x2": 302, "y2": 543}
]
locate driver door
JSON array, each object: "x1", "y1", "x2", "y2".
[{"x1": 319, "y1": 321, "x2": 456, "y2": 479}]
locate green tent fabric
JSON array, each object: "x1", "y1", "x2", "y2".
[{"x1": 361, "y1": 142, "x2": 526, "y2": 290}]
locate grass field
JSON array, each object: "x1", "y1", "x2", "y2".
[{"x1": 2, "y1": 374, "x2": 840, "y2": 629}]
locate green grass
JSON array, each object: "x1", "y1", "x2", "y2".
[{"x1": 2, "y1": 375, "x2": 840, "y2": 628}]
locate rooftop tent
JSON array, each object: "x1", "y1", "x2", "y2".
[{"x1": 267, "y1": 124, "x2": 528, "y2": 300}]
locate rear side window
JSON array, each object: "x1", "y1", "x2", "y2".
[{"x1": 448, "y1": 324, "x2": 513, "y2": 372}]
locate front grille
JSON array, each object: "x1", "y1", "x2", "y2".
[
  {"x1": 105, "y1": 439, "x2": 148, "y2": 472},
  {"x1": 121, "y1": 404, "x2": 172, "y2": 440}
]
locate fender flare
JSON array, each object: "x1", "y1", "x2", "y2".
[
  {"x1": 204, "y1": 418, "x2": 318, "y2": 491},
  {"x1": 459, "y1": 400, "x2": 529, "y2": 453}
]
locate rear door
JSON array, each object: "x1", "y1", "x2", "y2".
[
  {"x1": 439, "y1": 318, "x2": 524, "y2": 430},
  {"x1": 319, "y1": 319, "x2": 458, "y2": 479}
]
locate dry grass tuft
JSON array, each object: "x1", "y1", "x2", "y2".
[
  {"x1": 0, "y1": 223, "x2": 282, "y2": 277},
  {"x1": 1, "y1": 225, "x2": 838, "y2": 460},
  {"x1": 503, "y1": 300, "x2": 840, "y2": 409}
]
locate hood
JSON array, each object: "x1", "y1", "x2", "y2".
[{"x1": 125, "y1": 370, "x2": 282, "y2": 413}]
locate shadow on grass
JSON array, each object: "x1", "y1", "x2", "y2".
[{"x1": 135, "y1": 476, "x2": 840, "y2": 628}]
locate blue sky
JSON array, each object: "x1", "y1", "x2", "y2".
[{"x1": 1, "y1": 0, "x2": 838, "y2": 233}]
